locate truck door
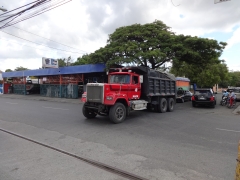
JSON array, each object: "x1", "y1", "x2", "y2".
[{"x1": 129, "y1": 75, "x2": 141, "y2": 100}]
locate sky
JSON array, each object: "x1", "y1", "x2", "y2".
[{"x1": 0, "y1": 0, "x2": 239, "y2": 72}]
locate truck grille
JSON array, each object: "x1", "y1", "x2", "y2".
[{"x1": 86, "y1": 84, "x2": 104, "y2": 103}]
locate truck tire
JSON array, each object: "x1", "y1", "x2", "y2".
[
  {"x1": 82, "y1": 104, "x2": 97, "y2": 119},
  {"x1": 167, "y1": 98, "x2": 174, "y2": 112},
  {"x1": 158, "y1": 98, "x2": 167, "y2": 113},
  {"x1": 109, "y1": 103, "x2": 126, "y2": 124}
]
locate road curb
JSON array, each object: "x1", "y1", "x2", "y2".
[
  {"x1": 233, "y1": 104, "x2": 240, "y2": 115},
  {"x1": 0, "y1": 94, "x2": 83, "y2": 104}
]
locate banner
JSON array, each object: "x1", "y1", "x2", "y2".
[
  {"x1": 42, "y1": 58, "x2": 58, "y2": 68},
  {"x1": 214, "y1": 0, "x2": 231, "y2": 4}
]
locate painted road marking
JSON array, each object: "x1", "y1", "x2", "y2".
[
  {"x1": 43, "y1": 106, "x2": 69, "y2": 111},
  {"x1": 6, "y1": 102, "x2": 18, "y2": 105},
  {"x1": 216, "y1": 128, "x2": 240, "y2": 133}
]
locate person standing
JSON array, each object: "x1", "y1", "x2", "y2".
[{"x1": 229, "y1": 90, "x2": 235, "y2": 107}]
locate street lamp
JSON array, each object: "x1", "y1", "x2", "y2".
[{"x1": 0, "y1": 7, "x2": 7, "y2": 12}]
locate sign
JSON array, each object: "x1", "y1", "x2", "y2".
[
  {"x1": 214, "y1": 0, "x2": 230, "y2": 4},
  {"x1": 42, "y1": 58, "x2": 58, "y2": 68}
]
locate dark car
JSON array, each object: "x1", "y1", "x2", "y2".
[
  {"x1": 176, "y1": 89, "x2": 192, "y2": 103},
  {"x1": 192, "y1": 88, "x2": 216, "y2": 108}
]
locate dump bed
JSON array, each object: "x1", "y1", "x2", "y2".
[{"x1": 136, "y1": 67, "x2": 176, "y2": 98}]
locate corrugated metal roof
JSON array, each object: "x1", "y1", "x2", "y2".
[
  {"x1": 2, "y1": 63, "x2": 106, "y2": 78},
  {"x1": 176, "y1": 77, "x2": 190, "y2": 82}
]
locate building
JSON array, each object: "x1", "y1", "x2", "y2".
[
  {"x1": 2, "y1": 64, "x2": 106, "y2": 98},
  {"x1": 176, "y1": 77, "x2": 190, "y2": 90}
]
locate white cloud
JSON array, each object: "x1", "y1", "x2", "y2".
[
  {"x1": 226, "y1": 27, "x2": 240, "y2": 49},
  {"x1": 0, "y1": 0, "x2": 240, "y2": 71}
]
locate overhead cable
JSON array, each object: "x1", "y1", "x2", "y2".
[{"x1": 0, "y1": 30, "x2": 85, "y2": 54}]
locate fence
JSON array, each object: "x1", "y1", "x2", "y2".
[
  {"x1": 13, "y1": 84, "x2": 25, "y2": 95},
  {"x1": 40, "y1": 84, "x2": 78, "y2": 99}
]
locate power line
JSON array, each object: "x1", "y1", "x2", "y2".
[
  {"x1": 2, "y1": 0, "x2": 71, "y2": 29},
  {"x1": 0, "y1": 0, "x2": 72, "y2": 29},
  {"x1": 0, "y1": 0, "x2": 43, "y2": 17},
  {"x1": 0, "y1": 30, "x2": 85, "y2": 54},
  {"x1": 0, "y1": 37, "x2": 70, "y2": 54},
  {"x1": 10, "y1": 26, "x2": 88, "y2": 53}
]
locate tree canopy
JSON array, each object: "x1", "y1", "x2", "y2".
[
  {"x1": 72, "y1": 54, "x2": 90, "y2": 66},
  {"x1": 88, "y1": 20, "x2": 180, "y2": 69},
  {"x1": 80, "y1": 20, "x2": 226, "y2": 74},
  {"x1": 15, "y1": 67, "x2": 29, "y2": 71},
  {"x1": 58, "y1": 56, "x2": 73, "y2": 67},
  {"x1": 5, "y1": 69, "x2": 13, "y2": 72}
]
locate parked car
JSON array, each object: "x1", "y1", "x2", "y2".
[
  {"x1": 176, "y1": 89, "x2": 192, "y2": 103},
  {"x1": 192, "y1": 88, "x2": 216, "y2": 108}
]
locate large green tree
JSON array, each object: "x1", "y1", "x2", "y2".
[
  {"x1": 174, "y1": 35, "x2": 226, "y2": 66},
  {"x1": 89, "y1": 20, "x2": 180, "y2": 69},
  {"x1": 170, "y1": 35, "x2": 227, "y2": 87}
]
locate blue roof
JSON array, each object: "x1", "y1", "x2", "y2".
[
  {"x1": 176, "y1": 77, "x2": 190, "y2": 82},
  {"x1": 2, "y1": 63, "x2": 106, "y2": 78}
]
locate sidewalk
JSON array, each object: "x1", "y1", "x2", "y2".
[
  {"x1": 0, "y1": 94, "x2": 82, "y2": 104},
  {"x1": 233, "y1": 103, "x2": 240, "y2": 115}
]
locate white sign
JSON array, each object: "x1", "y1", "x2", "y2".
[
  {"x1": 42, "y1": 58, "x2": 59, "y2": 68},
  {"x1": 214, "y1": 0, "x2": 230, "y2": 4}
]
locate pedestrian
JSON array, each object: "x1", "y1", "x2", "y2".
[{"x1": 229, "y1": 90, "x2": 235, "y2": 107}]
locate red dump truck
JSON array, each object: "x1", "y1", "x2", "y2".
[{"x1": 81, "y1": 66, "x2": 176, "y2": 123}]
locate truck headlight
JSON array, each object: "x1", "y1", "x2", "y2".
[{"x1": 106, "y1": 96, "x2": 113, "y2": 100}]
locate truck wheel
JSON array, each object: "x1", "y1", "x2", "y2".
[
  {"x1": 159, "y1": 98, "x2": 167, "y2": 113},
  {"x1": 82, "y1": 104, "x2": 97, "y2": 119},
  {"x1": 167, "y1": 98, "x2": 174, "y2": 112},
  {"x1": 109, "y1": 103, "x2": 126, "y2": 124}
]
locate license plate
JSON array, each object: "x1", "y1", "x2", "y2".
[{"x1": 199, "y1": 97, "x2": 205, "y2": 100}]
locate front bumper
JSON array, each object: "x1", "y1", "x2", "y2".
[{"x1": 193, "y1": 100, "x2": 215, "y2": 105}]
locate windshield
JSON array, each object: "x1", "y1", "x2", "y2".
[
  {"x1": 109, "y1": 75, "x2": 130, "y2": 84},
  {"x1": 195, "y1": 90, "x2": 212, "y2": 96}
]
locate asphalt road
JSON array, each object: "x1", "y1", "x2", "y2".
[{"x1": 0, "y1": 95, "x2": 239, "y2": 180}]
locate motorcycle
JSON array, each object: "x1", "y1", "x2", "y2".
[{"x1": 220, "y1": 96, "x2": 228, "y2": 106}]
